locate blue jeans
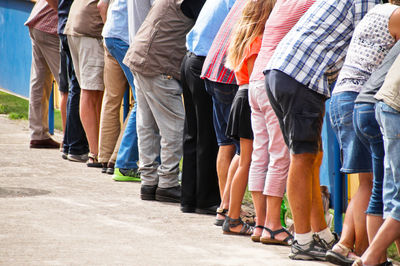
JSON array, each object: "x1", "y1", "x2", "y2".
[
  {"x1": 353, "y1": 103, "x2": 384, "y2": 215},
  {"x1": 204, "y1": 79, "x2": 239, "y2": 152},
  {"x1": 375, "y1": 101, "x2": 400, "y2": 222},
  {"x1": 104, "y1": 38, "x2": 138, "y2": 169},
  {"x1": 329, "y1": 92, "x2": 372, "y2": 173},
  {"x1": 60, "y1": 34, "x2": 88, "y2": 155}
]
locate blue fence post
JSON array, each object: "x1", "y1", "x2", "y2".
[
  {"x1": 123, "y1": 85, "x2": 130, "y2": 121},
  {"x1": 48, "y1": 82, "x2": 54, "y2": 135},
  {"x1": 333, "y1": 138, "x2": 344, "y2": 234}
]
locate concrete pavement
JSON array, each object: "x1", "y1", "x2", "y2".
[{"x1": 0, "y1": 115, "x2": 332, "y2": 265}]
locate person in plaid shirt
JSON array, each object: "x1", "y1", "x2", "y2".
[{"x1": 264, "y1": 0, "x2": 380, "y2": 261}]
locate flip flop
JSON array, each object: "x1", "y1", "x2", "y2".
[{"x1": 260, "y1": 227, "x2": 293, "y2": 246}]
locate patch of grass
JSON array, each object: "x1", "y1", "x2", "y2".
[
  {"x1": 0, "y1": 91, "x2": 62, "y2": 131},
  {"x1": 388, "y1": 242, "x2": 400, "y2": 262},
  {"x1": 0, "y1": 91, "x2": 29, "y2": 120}
]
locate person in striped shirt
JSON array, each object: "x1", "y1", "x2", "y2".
[{"x1": 264, "y1": 0, "x2": 380, "y2": 261}]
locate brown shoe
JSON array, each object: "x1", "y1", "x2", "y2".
[{"x1": 30, "y1": 138, "x2": 60, "y2": 149}]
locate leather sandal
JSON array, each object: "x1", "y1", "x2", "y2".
[
  {"x1": 222, "y1": 216, "x2": 253, "y2": 236},
  {"x1": 251, "y1": 225, "x2": 266, "y2": 242},
  {"x1": 214, "y1": 208, "x2": 228, "y2": 226},
  {"x1": 260, "y1": 227, "x2": 293, "y2": 246}
]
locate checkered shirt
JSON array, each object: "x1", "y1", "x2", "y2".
[{"x1": 265, "y1": 0, "x2": 381, "y2": 97}]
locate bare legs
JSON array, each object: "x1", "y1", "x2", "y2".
[
  {"x1": 80, "y1": 89, "x2": 103, "y2": 156},
  {"x1": 60, "y1": 91, "x2": 68, "y2": 135},
  {"x1": 288, "y1": 151, "x2": 327, "y2": 234},
  {"x1": 226, "y1": 138, "x2": 253, "y2": 232}
]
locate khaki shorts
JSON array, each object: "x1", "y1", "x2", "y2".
[{"x1": 67, "y1": 35, "x2": 104, "y2": 91}]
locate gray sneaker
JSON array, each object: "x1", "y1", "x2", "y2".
[
  {"x1": 313, "y1": 232, "x2": 339, "y2": 250},
  {"x1": 289, "y1": 239, "x2": 327, "y2": 261},
  {"x1": 67, "y1": 153, "x2": 89, "y2": 163}
]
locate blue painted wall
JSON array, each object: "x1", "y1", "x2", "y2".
[{"x1": 0, "y1": 0, "x2": 34, "y2": 98}]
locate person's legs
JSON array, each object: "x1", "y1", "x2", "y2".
[
  {"x1": 28, "y1": 28, "x2": 60, "y2": 144},
  {"x1": 224, "y1": 138, "x2": 253, "y2": 234},
  {"x1": 353, "y1": 102, "x2": 384, "y2": 255},
  {"x1": 68, "y1": 35, "x2": 104, "y2": 161},
  {"x1": 266, "y1": 70, "x2": 331, "y2": 260},
  {"x1": 80, "y1": 89, "x2": 103, "y2": 156},
  {"x1": 64, "y1": 35, "x2": 88, "y2": 157},
  {"x1": 58, "y1": 35, "x2": 69, "y2": 135},
  {"x1": 134, "y1": 74, "x2": 160, "y2": 191},
  {"x1": 107, "y1": 38, "x2": 139, "y2": 171},
  {"x1": 98, "y1": 44, "x2": 127, "y2": 164},
  {"x1": 180, "y1": 53, "x2": 219, "y2": 211}
]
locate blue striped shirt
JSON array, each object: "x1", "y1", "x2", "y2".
[{"x1": 265, "y1": 0, "x2": 381, "y2": 97}]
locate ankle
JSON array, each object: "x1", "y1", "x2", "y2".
[{"x1": 295, "y1": 231, "x2": 313, "y2": 245}]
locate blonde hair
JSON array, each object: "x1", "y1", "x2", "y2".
[
  {"x1": 389, "y1": 0, "x2": 400, "y2": 5},
  {"x1": 226, "y1": 0, "x2": 276, "y2": 71}
]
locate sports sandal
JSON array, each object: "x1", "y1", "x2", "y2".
[
  {"x1": 222, "y1": 216, "x2": 253, "y2": 236},
  {"x1": 87, "y1": 152, "x2": 102, "y2": 168},
  {"x1": 251, "y1": 225, "x2": 266, "y2": 242},
  {"x1": 326, "y1": 243, "x2": 358, "y2": 266},
  {"x1": 260, "y1": 227, "x2": 293, "y2": 246},
  {"x1": 214, "y1": 208, "x2": 228, "y2": 226}
]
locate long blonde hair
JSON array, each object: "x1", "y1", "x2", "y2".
[{"x1": 226, "y1": 0, "x2": 276, "y2": 71}]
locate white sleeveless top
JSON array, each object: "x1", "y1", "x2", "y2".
[{"x1": 332, "y1": 3, "x2": 399, "y2": 95}]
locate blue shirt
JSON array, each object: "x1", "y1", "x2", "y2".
[
  {"x1": 58, "y1": 0, "x2": 73, "y2": 34},
  {"x1": 266, "y1": 0, "x2": 380, "y2": 97},
  {"x1": 186, "y1": 0, "x2": 236, "y2": 56},
  {"x1": 102, "y1": 0, "x2": 129, "y2": 44}
]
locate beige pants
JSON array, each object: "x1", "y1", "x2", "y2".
[
  {"x1": 28, "y1": 28, "x2": 60, "y2": 141},
  {"x1": 98, "y1": 47, "x2": 129, "y2": 163}
]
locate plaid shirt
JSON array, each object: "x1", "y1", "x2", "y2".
[
  {"x1": 25, "y1": 0, "x2": 58, "y2": 35},
  {"x1": 266, "y1": 0, "x2": 380, "y2": 97},
  {"x1": 200, "y1": 0, "x2": 246, "y2": 84}
]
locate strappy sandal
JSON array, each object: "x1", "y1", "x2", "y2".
[
  {"x1": 222, "y1": 216, "x2": 253, "y2": 236},
  {"x1": 87, "y1": 152, "x2": 102, "y2": 168},
  {"x1": 260, "y1": 227, "x2": 293, "y2": 246},
  {"x1": 251, "y1": 225, "x2": 266, "y2": 242},
  {"x1": 326, "y1": 243, "x2": 358, "y2": 266},
  {"x1": 214, "y1": 208, "x2": 228, "y2": 226}
]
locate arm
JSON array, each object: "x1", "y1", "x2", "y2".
[
  {"x1": 247, "y1": 54, "x2": 257, "y2": 77},
  {"x1": 45, "y1": 0, "x2": 58, "y2": 11},
  {"x1": 389, "y1": 8, "x2": 400, "y2": 41},
  {"x1": 97, "y1": 0, "x2": 110, "y2": 23}
]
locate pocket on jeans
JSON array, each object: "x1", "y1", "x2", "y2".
[
  {"x1": 290, "y1": 112, "x2": 322, "y2": 142},
  {"x1": 356, "y1": 109, "x2": 382, "y2": 140}
]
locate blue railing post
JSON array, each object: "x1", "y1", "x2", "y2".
[
  {"x1": 48, "y1": 83, "x2": 54, "y2": 135},
  {"x1": 333, "y1": 139, "x2": 343, "y2": 234}
]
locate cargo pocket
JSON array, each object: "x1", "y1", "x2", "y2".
[{"x1": 290, "y1": 112, "x2": 322, "y2": 142}]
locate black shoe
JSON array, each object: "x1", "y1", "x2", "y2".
[
  {"x1": 195, "y1": 204, "x2": 219, "y2": 215},
  {"x1": 180, "y1": 205, "x2": 195, "y2": 213},
  {"x1": 140, "y1": 185, "x2": 157, "y2": 201},
  {"x1": 101, "y1": 163, "x2": 107, "y2": 174},
  {"x1": 155, "y1": 185, "x2": 181, "y2": 203}
]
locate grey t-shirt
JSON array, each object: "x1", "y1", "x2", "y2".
[
  {"x1": 356, "y1": 40, "x2": 400, "y2": 104},
  {"x1": 127, "y1": 0, "x2": 155, "y2": 44}
]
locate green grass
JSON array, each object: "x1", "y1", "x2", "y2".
[{"x1": 0, "y1": 91, "x2": 62, "y2": 130}]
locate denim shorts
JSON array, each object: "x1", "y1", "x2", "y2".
[
  {"x1": 265, "y1": 70, "x2": 325, "y2": 154},
  {"x1": 204, "y1": 79, "x2": 240, "y2": 151},
  {"x1": 329, "y1": 92, "x2": 372, "y2": 173},
  {"x1": 353, "y1": 102, "x2": 384, "y2": 215}
]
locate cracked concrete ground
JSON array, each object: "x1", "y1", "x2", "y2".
[{"x1": 0, "y1": 115, "x2": 332, "y2": 266}]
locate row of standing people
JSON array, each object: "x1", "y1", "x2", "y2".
[{"x1": 25, "y1": 0, "x2": 400, "y2": 264}]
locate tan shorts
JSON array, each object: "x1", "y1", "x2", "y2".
[{"x1": 67, "y1": 35, "x2": 104, "y2": 91}]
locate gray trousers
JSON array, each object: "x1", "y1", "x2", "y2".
[
  {"x1": 133, "y1": 73, "x2": 184, "y2": 188},
  {"x1": 28, "y1": 28, "x2": 60, "y2": 140}
]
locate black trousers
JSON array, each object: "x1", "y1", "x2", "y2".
[
  {"x1": 59, "y1": 34, "x2": 88, "y2": 155},
  {"x1": 180, "y1": 52, "x2": 220, "y2": 209}
]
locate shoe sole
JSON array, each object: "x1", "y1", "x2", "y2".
[
  {"x1": 67, "y1": 156, "x2": 87, "y2": 163},
  {"x1": 113, "y1": 176, "x2": 141, "y2": 182},
  {"x1": 289, "y1": 252, "x2": 326, "y2": 261},
  {"x1": 141, "y1": 194, "x2": 156, "y2": 201},
  {"x1": 155, "y1": 195, "x2": 180, "y2": 203},
  {"x1": 326, "y1": 251, "x2": 354, "y2": 266},
  {"x1": 195, "y1": 208, "x2": 216, "y2": 215}
]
